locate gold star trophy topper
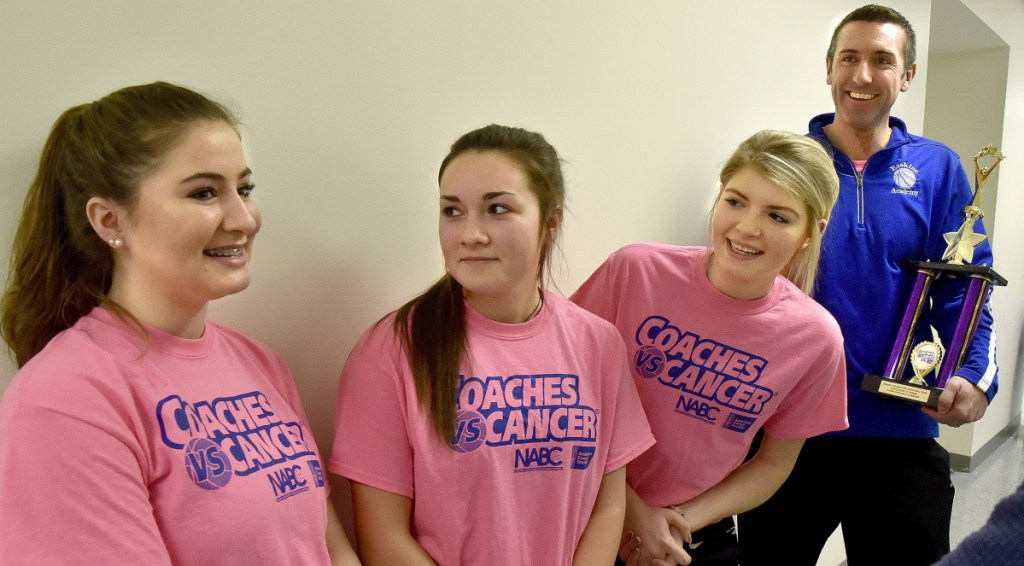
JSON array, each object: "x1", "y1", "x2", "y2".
[{"x1": 942, "y1": 145, "x2": 1005, "y2": 264}]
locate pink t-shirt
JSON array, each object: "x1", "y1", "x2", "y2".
[
  {"x1": 0, "y1": 308, "x2": 330, "y2": 565},
  {"x1": 330, "y1": 291, "x2": 654, "y2": 565},
  {"x1": 571, "y1": 244, "x2": 847, "y2": 507}
]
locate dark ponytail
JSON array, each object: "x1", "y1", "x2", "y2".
[{"x1": 394, "y1": 275, "x2": 467, "y2": 444}]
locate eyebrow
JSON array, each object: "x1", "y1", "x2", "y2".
[
  {"x1": 838, "y1": 47, "x2": 898, "y2": 58},
  {"x1": 440, "y1": 190, "x2": 518, "y2": 202},
  {"x1": 180, "y1": 167, "x2": 252, "y2": 184},
  {"x1": 723, "y1": 188, "x2": 801, "y2": 216}
]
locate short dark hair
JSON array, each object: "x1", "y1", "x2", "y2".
[{"x1": 827, "y1": 4, "x2": 916, "y2": 67}]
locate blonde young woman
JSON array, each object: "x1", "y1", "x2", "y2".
[{"x1": 572, "y1": 130, "x2": 848, "y2": 566}]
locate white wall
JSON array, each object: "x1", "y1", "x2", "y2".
[
  {"x1": 925, "y1": 42, "x2": 1011, "y2": 460},
  {"x1": 2, "y1": 2, "x2": 1021, "y2": 561},
  {"x1": 0, "y1": 0, "x2": 933, "y2": 447},
  {"x1": 924, "y1": 48, "x2": 1006, "y2": 248},
  {"x1": 958, "y1": 0, "x2": 1024, "y2": 456}
]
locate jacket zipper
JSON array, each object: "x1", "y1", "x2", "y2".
[
  {"x1": 855, "y1": 169, "x2": 865, "y2": 226},
  {"x1": 839, "y1": 152, "x2": 867, "y2": 227}
]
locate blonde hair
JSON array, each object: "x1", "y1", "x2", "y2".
[{"x1": 713, "y1": 130, "x2": 839, "y2": 295}]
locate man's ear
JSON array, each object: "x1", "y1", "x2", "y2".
[{"x1": 901, "y1": 61, "x2": 917, "y2": 92}]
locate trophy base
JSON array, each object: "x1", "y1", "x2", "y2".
[{"x1": 861, "y1": 374, "x2": 941, "y2": 408}]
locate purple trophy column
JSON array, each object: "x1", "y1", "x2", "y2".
[
  {"x1": 936, "y1": 276, "x2": 991, "y2": 387},
  {"x1": 884, "y1": 270, "x2": 934, "y2": 380}
]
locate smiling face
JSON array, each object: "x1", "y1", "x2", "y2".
[
  {"x1": 827, "y1": 20, "x2": 916, "y2": 134},
  {"x1": 708, "y1": 166, "x2": 814, "y2": 300},
  {"x1": 110, "y1": 120, "x2": 260, "y2": 328},
  {"x1": 439, "y1": 150, "x2": 548, "y2": 321}
]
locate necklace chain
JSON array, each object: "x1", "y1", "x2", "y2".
[{"x1": 526, "y1": 292, "x2": 544, "y2": 321}]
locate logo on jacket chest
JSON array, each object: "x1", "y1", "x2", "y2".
[{"x1": 891, "y1": 162, "x2": 920, "y2": 195}]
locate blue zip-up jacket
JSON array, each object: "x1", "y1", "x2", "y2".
[{"x1": 810, "y1": 113, "x2": 999, "y2": 438}]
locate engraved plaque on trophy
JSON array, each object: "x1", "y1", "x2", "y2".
[{"x1": 861, "y1": 146, "x2": 1008, "y2": 408}]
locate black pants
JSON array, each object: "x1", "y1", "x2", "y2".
[
  {"x1": 738, "y1": 436, "x2": 954, "y2": 566},
  {"x1": 615, "y1": 516, "x2": 739, "y2": 566}
]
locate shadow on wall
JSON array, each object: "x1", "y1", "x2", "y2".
[{"x1": 1016, "y1": 326, "x2": 1024, "y2": 426}]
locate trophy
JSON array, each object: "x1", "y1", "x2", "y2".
[{"x1": 861, "y1": 146, "x2": 1008, "y2": 407}]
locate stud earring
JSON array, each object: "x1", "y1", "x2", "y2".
[{"x1": 108, "y1": 238, "x2": 123, "y2": 248}]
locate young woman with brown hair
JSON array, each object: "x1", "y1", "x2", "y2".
[
  {"x1": 330, "y1": 124, "x2": 654, "y2": 565},
  {"x1": 0, "y1": 81, "x2": 357, "y2": 565}
]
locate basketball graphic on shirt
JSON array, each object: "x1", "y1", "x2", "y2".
[
  {"x1": 634, "y1": 344, "x2": 666, "y2": 379},
  {"x1": 184, "y1": 437, "x2": 234, "y2": 490},
  {"x1": 893, "y1": 164, "x2": 917, "y2": 189},
  {"x1": 452, "y1": 410, "x2": 487, "y2": 453}
]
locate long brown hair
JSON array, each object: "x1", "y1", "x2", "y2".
[
  {"x1": 1, "y1": 82, "x2": 238, "y2": 367},
  {"x1": 396, "y1": 124, "x2": 566, "y2": 445}
]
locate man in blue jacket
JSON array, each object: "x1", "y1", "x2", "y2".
[{"x1": 739, "y1": 5, "x2": 998, "y2": 566}]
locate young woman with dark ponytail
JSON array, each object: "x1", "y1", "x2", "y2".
[
  {"x1": 330, "y1": 124, "x2": 654, "y2": 565},
  {"x1": 0, "y1": 82, "x2": 357, "y2": 565}
]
